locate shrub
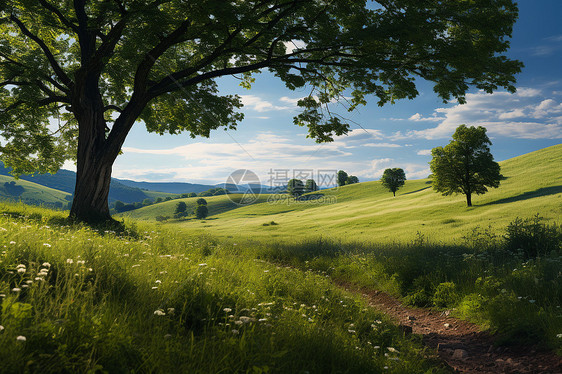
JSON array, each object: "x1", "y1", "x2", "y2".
[
  {"x1": 155, "y1": 215, "x2": 169, "y2": 222},
  {"x1": 196, "y1": 198, "x2": 207, "y2": 206},
  {"x1": 433, "y1": 282, "x2": 459, "y2": 308},
  {"x1": 504, "y1": 215, "x2": 561, "y2": 258}
]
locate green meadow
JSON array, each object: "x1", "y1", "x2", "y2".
[
  {"x1": 0, "y1": 144, "x2": 560, "y2": 373},
  {"x1": 123, "y1": 144, "x2": 561, "y2": 244},
  {"x1": 0, "y1": 176, "x2": 71, "y2": 208}
]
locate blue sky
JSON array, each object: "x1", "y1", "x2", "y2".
[{"x1": 95, "y1": 1, "x2": 562, "y2": 187}]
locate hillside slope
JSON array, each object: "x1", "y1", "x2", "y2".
[
  {"x1": 133, "y1": 144, "x2": 561, "y2": 244},
  {"x1": 0, "y1": 163, "x2": 175, "y2": 204},
  {"x1": 0, "y1": 175, "x2": 71, "y2": 208}
]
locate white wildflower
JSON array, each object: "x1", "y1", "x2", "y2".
[
  {"x1": 155, "y1": 280, "x2": 161, "y2": 284},
  {"x1": 232, "y1": 329, "x2": 239, "y2": 335},
  {"x1": 12, "y1": 288, "x2": 21, "y2": 292},
  {"x1": 198, "y1": 263, "x2": 207, "y2": 267},
  {"x1": 16, "y1": 335, "x2": 26, "y2": 342},
  {"x1": 153, "y1": 310, "x2": 166, "y2": 316},
  {"x1": 387, "y1": 347, "x2": 399, "y2": 353},
  {"x1": 43, "y1": 243, "x2": 51, "y2": 247},
  {"x1": 66, "y1": 258, "x2": 73, "y2": 264},
  {"x1": 223, "y1": 308, "x2": 232, "y2": 313},
  {"x1": 42, "y1": 262, "x2": 51, "y2": 268}
]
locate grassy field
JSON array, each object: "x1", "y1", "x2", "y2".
[
  {"x1": 0, "y1": 176, "x2": 71, "y2": 208},
  {"x1": 123, "y1": 144, "x2": 562, "y2": 244},
  {"x1": 1, "y1": 145, "x2": 560, "y2": 372},
  {"x1": 0, "y1": 203, "x2": 448, "y2": 373}
]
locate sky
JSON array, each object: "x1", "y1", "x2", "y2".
[{"x1": 91, "y1": 1, "x2": 562, "y2": 188}]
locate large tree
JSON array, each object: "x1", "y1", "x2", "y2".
[
  {"x1": 430, "y1": 125, "x2": 501, "y2": 207},
  {"x1": 381, "y1": 168, "x2": 405, "y2": 197},
  {"x1": 0, "y1": 0, "x2": 522, "y2": 223}
]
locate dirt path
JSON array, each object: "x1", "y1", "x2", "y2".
[{"x1": 342, "y1": 284, "x2": 562, "y2": 373}]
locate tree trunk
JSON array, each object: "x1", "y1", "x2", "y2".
[
  {"x1": 393, "y1": 190, "x2": 396, "y2": 197},
  {"x1": 69, "y1": 72, "x2": 117, "y2": 224},
  {"x1": 466, "y1": 193, "x2": 472, "y2": 207},
  {"x1": 70, "y1": 153, "x2": 114, "y2": 223}
]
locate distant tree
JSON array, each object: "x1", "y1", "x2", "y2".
[
  {"x1": 346, "y1": 175, "x2": 359, "y2": 185},
  {"x1": 164, "y1": 197, "x2": 173, "y2": 201},
  {"x1": 188, "y1": 192, "x2": 198, "y2": 198},
  {"x1": 195, "y1": 205, "x2": 208, "y2": 219},
  {"x1": 155, "y1": 197, "x2": 164, "y2": 203},
  {"x1": 430, "y1": 125, "x2": 501, "y2": 207},
  {"x1": 134, "y1": 202, "x2": 143, "y2": 209},
  {"x1": 381, "y1": 168, "x2": 406, "y2": 197},
  {"x1": 337, "y1": 171, "x2": 348, "y2": 187},
  {"x1": 196, "y1": 198, "x2": 208, "y2": 206},
  {"x1": 180, "y1": 193, "x2": 189, "y2": 198},
  {"x1": 142, "y1": 198, "x2": 153, "y2": 206},
  {"x1": 175, "y1": 201, "x2": 187, "y2": 214},
  {"x1": 3, "y1": 181, "x2": 24, "y2": 196},
  {"x1": 305, "y1": 179, "x2": 318, "y2": 193},
  {"x1": 287, "y1": 179, "x2": 305, "y2": 197},
  {"x1": 114, "y1": 200, "x2": 125, "y2": 212}
]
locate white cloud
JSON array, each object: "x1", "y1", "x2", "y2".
[
  {"x1": 367, "y1": 158, "x2": 429, "y2": 180},
  {"x1": 408, "y1": 113, "x2": 446, "y2": 122},
  {"x1": 239, "y1": 95, "x2": 294, "y2": 112},
  {"x1": 417, "y1": 149, "x2": 432, "y2": 156},
  {"x1": 362, "y1": 143, "x2": 402, "y2": 148},
  {"x1": 397, "y1": 88, "x2": 562, "y2": 140},
  {"x1": 283, "y1": 40, "x2": 307, "y2": 54}
]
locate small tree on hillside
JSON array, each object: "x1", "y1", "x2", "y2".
[
  {"x1": 175, "y1": 201, "x2": 187, "y2": 214},
  {"x1": 196, "y1": 198, "x2": 208, "y2": 206},
  {"x1": 287, "y1": 179, "x2": 305, "y2": 197},
  {"x1": 430, "y1": 125, "x2": 501, "y2": 207},
  {"x1": 381, "y1": 168, "x2": 406, "y2": 197},
  {"x1": 346, "y1": 175, "x2": 359, "y2": 185},
  {"x1": 337, "y1": 171, "x2": 348, "y2": 187},
  {"x1": 195, "y1": 205, "x2": 208, "y2": 219},
  {"x1": 114, "y1": 200, "x2": 125, "y2": 212},
  {"x1": 305, "y1": 179, "x2": 318, "y2": 193}
]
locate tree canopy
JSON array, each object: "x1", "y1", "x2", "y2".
[
  {"x1": 287, "y1": 178, "x2": 305, "y2": 197},
  {"x1": 0, "y1": 0, "x2": 522, "y2": 222},
  {"x1": 381, "y1": 168, "x2": 406, "y2": 197},
  {"x1": 430, "y1": 125, "x2": 501, "y2": 207}
]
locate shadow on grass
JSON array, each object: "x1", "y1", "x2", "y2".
[
  {"x1": 401, "y1": 187, "x2": 431, "y2": 196},
  {"x1": 483, "y1": 185, "x2": 562, "y2": 206}
]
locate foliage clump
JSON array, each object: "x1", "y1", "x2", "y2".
[{"x1": 504, "y1": 215, "x2": 561, "y2": 258}]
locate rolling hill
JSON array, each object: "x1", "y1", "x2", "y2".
[
  {"x1": 0, "y1": 163, "x2": 176, "y2": 204},
  {"x1": 123, "y1": 144, "x2": 562, "y2": 244},
  {"x1": 0, "y1": 175, "x2": 71, "y2": 208}
]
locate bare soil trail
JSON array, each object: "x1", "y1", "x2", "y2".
[{"x1": 341, "y1": 283, "x2": 562, "y2": 373}]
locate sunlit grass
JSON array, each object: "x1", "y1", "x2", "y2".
[{"x1": 0, "y1": 204, "x2": 447, "y2": 373}]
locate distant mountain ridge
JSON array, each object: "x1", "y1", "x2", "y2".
[
  {"x1": 0, "y1": 163, "x2": 154, "y2": 204},
  {"x1": 116, "y1": 179, "x2": 215, "y2": 194}
]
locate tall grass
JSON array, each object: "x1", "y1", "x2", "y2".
[
  {"x1": 251, "y1": 219, "x2": 562, "y2": 352},
  {"x1": 0, "y1": 202, "x2": 447, "y2": 373}
]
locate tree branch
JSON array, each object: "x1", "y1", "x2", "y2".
[
  {"x1": 133, "y1": 18, "x2": 192, "y2": 94},
  {"x1": 9, "y1": 14, "x2": 74, "y2": 88},
  {"x1": 103, "y1": 104, "x2": 123, "y2": 113},
  {"x1": 37, "y1": 0, "x2": 78, "y2": 32}
]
